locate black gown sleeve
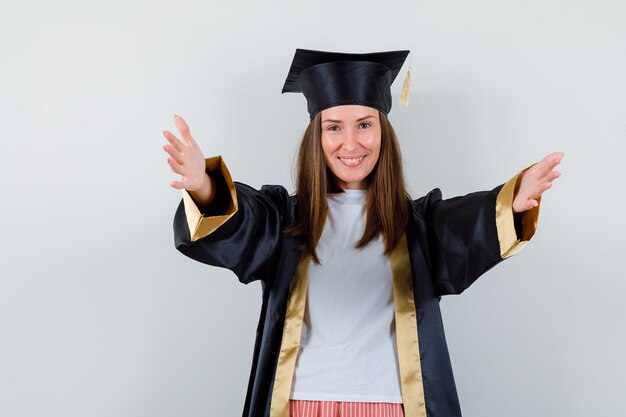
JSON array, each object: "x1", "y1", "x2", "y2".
[
  {"x1": 418, "y1": 167, "x2": 541, "y2": 296},
  {"x1": 173, "y1": 156, "x2": 293, "y2": 286}
]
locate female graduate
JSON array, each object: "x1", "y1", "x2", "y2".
[{"x1": 162, "y1": 49, "x2": 563, "y2": 417}]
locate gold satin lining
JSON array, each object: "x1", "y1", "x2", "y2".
[
  {"x1": 495, "y1": 165, "x2": 541, "y2": 259},
  {"x1": 269, "y1": 254, "x2": 312, "y2": 417},
  {"x1": 389, "y1": 234, "x2": 427, "y2": 417},
  {"x1": 182, "y1": 155, "x2": 238, "y2": 242},
  {"x1": 269, "y1": 238, "x2": 425, "y2": 417}
]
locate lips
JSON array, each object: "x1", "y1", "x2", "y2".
[{"x1": 338, "y1": 156, "x2": 365, "y2": 167}]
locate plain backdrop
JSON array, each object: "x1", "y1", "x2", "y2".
[{"x1": 1, "y1": 1, "x2": 625, "y2": 416}]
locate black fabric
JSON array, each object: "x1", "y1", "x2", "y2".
[
  {"x1": 514, "y1": 211, "x2": 524, "y2": 240},
  {"x1": 281, "y1": 48, "x2": 410, "y2": 118},
  {"x1": 173, "y1": 182, "x2": 512, "y2": 417},
  {"x1": 202, "y1": 169, "x2": 231, "y2": 217}
]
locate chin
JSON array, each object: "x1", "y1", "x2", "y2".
[{"x1": 336, "y1": 175, "x2": 371, "y2": 189}]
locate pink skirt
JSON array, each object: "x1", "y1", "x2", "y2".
[{"x1": 289, "y1": 399, "x2": 405, "y2": 417}]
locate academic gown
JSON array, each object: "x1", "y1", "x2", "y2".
[{"x1": 173, "y1": 156, "x2": 540, "y2": 417}]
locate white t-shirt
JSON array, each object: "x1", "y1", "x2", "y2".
[{"x1": 289, "y1": 189, "x2": 403, "y2": 403}]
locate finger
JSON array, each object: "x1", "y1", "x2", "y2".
[
  {"x1": 163, "y1": 130, "x2": 185, "y2": 152},
  {"x1": 553, "y1": 151, "x2": 565, "y2": 163},
  {"x1": 167, "y1": 157, "x2": 185, "y2": 175},
  {"x1": 514, "y1": 197, "x2": 538, "y2": 213},
  {"x1": 170, "y1": 180, "x2": 185, "y2": 190},
  {"x1": 542, "y1": 151, "x2": 564, "y2": 164},
  {"x1": 536, "y1": 152, "x2": 565, "y2": 178},
  {"x1": 546, "y1": 170, "x2": 561, "y2": 182},
  {"x1": 163, "y1": 144, "x2": 185, "y2": 164},
  {"x1": 535, "y1": 170, "x2": 561, "y2": 185},
  {"x1": 527, "y1": 199, "x2": 539, "y2": 209},
  {"x1": 173, "y1": 114, "x2": 197, "y2": 147},
  {"x1": 531, "y1": 181, "x2": 552, "y2": 198}
]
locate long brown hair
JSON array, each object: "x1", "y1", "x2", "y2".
[{"x1": 288, "y1": 110, "x2": 411, "y2": 264}]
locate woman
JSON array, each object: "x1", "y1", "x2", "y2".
[{"x1": 163, "y1": 49, "x2": 563, "y2": 417}]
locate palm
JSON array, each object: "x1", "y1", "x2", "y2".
[
  {"x1": 163, "y1": 115, "x2": 206, "y2": 191},
  {"x1": 512, "y1": 152, "x2": 564, "y2": 213}
]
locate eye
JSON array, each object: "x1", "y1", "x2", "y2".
[
  {"x1": 326, "y1": 125, "x2": 340, "y2": 131},
  {"x1": 359, "y1": 122, "x2": 371, "y2": 129}
]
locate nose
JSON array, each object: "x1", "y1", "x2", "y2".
[{"x1": 341, "y1": 128, "x2": 359, "y2": 152}]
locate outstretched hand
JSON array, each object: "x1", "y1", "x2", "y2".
[
  {"x1": 163, "y1": 114, "x2": 207, "y2": 191},
  {"x1": 512, "y1": 152, "x2": 564, "y2": 213},
  {"x1": 163, "y1": 115, "x2": 215, "y2": 207}
]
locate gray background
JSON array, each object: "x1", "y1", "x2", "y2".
[{"x1": 1, "y1": 0, "x2": 624, "y2": 416}]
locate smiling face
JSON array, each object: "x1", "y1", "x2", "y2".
[{"x1": 320, "y1": 105, "x2": 382, "y2": 190}]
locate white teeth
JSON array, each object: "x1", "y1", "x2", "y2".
[{"x1": 340, "y1": 156, "x2": 364, "y2": 165}]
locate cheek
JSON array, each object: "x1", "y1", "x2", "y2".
[
  {"x1": 365, "y1": 134, "x2": 382, "y2": 158},
  {"x1": 321, "y1": 134, "x2": 339, "y2": 159},
  {"x1": 367, "y1": 138, "x2": 381, "y2": 152}
]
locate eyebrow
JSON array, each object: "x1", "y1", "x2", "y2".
[{"x1": 321, "y1": 115, "x2": 376, "y2": 124}]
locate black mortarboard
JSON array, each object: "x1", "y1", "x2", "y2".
[{"x1": 281, "y1": 48, "x2": 411, "y2": 119}]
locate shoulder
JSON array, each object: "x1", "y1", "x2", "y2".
[
  {"x1": 409, "y1": 188, "x2": 443, "y2": 221},
  {"x1": 233, "y1": 182, "x2": 298, "y2": 221},
  {"x1": 260, "y1": 184, "x2": 296, "y2": 206}
]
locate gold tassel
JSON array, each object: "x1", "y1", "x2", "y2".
[{"x1": 399, "y1": 52, "x2": 412, "y2": 106}]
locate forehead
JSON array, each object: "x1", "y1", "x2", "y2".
[{"x1": 320, "y1": 105, "x2": 379, "y2": 122}]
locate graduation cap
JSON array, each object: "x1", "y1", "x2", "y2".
[{"x1": 281, "y1": 48, "x2": 412, "y2": 119}]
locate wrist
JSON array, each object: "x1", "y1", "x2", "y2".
[{"x1": 187, "y1": 173, "x2": 215, "y2": 208}]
